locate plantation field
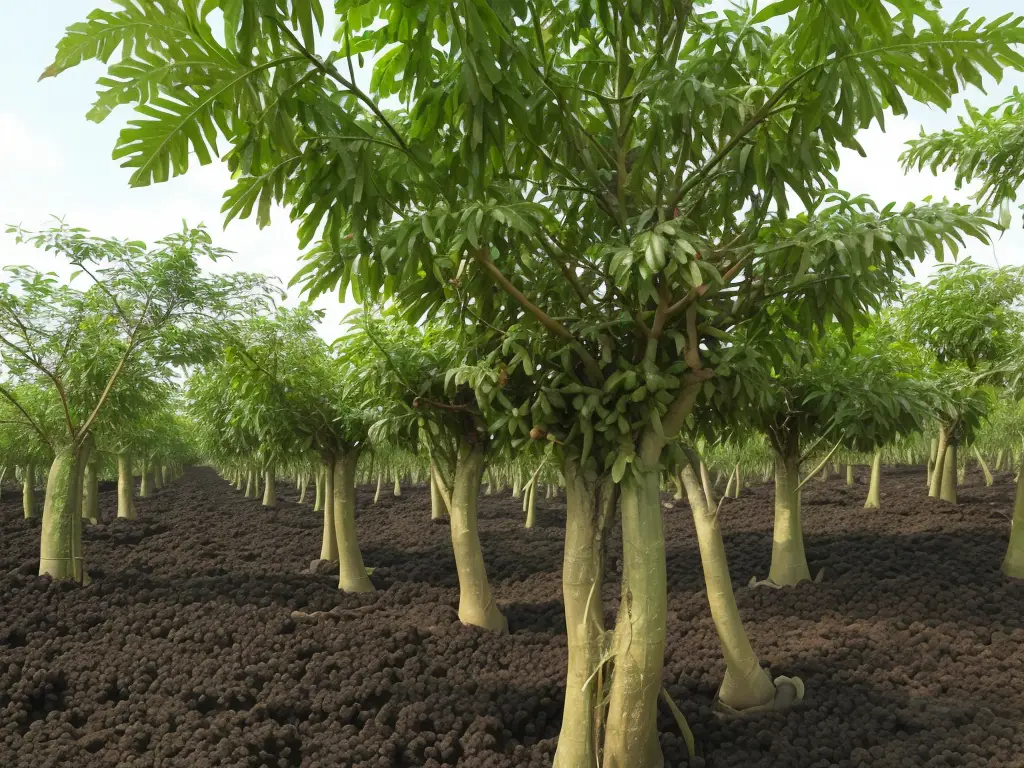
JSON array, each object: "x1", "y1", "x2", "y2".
[{"x1": 1, "y1": 468, "x2": 1023, "y2": 768}]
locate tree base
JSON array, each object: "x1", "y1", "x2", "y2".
[{"x1": 713, "y1": 675, "x2": 805, "y2": 716}]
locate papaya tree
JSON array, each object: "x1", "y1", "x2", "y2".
[
  {"x1": 898, "y1": 261, "x2": 1024, "y2": 503},
  {"x1": 2, "y1": 223, "x2": 271, "y2": 582},
  {"x1": 47, "y1": 0, "x2": 1024, "y2": 762},
  {"x1": 349, "y1": 312, "x2": 511, "y2": 633}
]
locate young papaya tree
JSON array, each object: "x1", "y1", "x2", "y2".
[
  {"x1": 211, "y1": 305, "x2": 376, "y2": 591},
  {"x1": 898, "y1": 261, "x2": 1024, "y2": 503},
  {"x1": 0, "y1": 382, "x2": 58, "y2": 519},
  {"x1": 2, "y1": 223, "x2": 271, "y2": 582},
  {"x1": 349, "y1": 311, "x2": 512, "y2": 633},
  {"x1": 47, "y1": 0, "x2": 1024, "y2": 762}
]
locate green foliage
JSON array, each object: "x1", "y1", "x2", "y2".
[{"x1": 902, "y1": 87, "x2": 1024, "y2": 217}]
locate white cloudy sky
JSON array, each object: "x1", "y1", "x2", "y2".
[{"x1": 2, "y1": 0, "x2": 1023, "y2": 339}]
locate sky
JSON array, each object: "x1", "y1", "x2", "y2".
[{"x1": 2, "y1": 0, "x2": 1023, "y2": 340}]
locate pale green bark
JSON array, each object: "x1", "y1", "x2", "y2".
[
  {"x1": 117, "y1": 454, "x2": 136, "y2": 520},
  {"x1": 552, "y1": 461, "x2": 614, "y2": 768},
  {"x1": 153, "y1": 462, "x2": 164, "y2": 490},
  {"x1": 333, "y1": 451, "x2": 374, "y2": 593},
  {"x1": 864, "y1": 452, "x2": 882, "y2": 509},
  {"x1": 700, "y1": 461, "x2": 717, "y2": 510},
  {"x1": 603, "y1": 466, "x2": 665, "y2": 768},
  {"x1": 298, "y1": 472, "x2": 308, "y2": 504},
  {"x1": 681, "y1": 465, "x2": 776, "y2": 711},
  {"x1": 974, "y1": 446, "x2": 994, "y2": 487},
  {"x1": 39, "y1": 440, "x2": 93, "y2": 582},
  {"x1": 373, "y1": 475, "x2": 383, "y2": 504},
  {"x1": 429, "y1": 463, "x2": 449, "y2": 521},
  {"x1": 393, "y1": 476, "x2": 401, "y2": 496},
  {"x1": 262, "y1": 467, "x2": 276, "y2": 508},
  {"x1": 929, "y1": 428, "x2": 948, "y2": 498},
  {"x1": 846, "y1": 464, "x2": 854, "y2": 486},
  {"x1": 82, "y1": 460, "x2": 99, "y2": 524},
  {"x1": 234, "y1": 468, "x2": 243, "y2": 491},
  {"x1": 940, "y1": 441, "x2": 958, "y2": 504},
  {"x1": 449, "y1": 439, "x2": 507, "y2": 633},
  {"x1": 524, "y1": 481, "x2": 537, "y2": 528},
  {"x1": 140, "y1": 460, "x2": 153, "y2": 498},
  {"x1": 927, "y1": 438, "x2": 938, "y2": 488},
  {"x1": 22, "y1": 463, "x2": 36, "y2": 519},
  {"x1": 1001, "y1": 460, "x2": 1024, "y2": 578},
  {"x1": 314, "y1": 467, "x2": 324, "y2": 511},
  {"x1": 319, "y1": 458, "x2": 338, "y2": 562},
  {"x1": 769, "y1": 446, "x2": 811, "y2": 586}
]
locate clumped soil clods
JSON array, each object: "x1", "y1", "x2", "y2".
[{"x1": 1, "y1": 466, "x2": 1024, "y2": 767}]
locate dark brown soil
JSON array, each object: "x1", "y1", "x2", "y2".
[{"x1": 1, "y1": 465, "x2": 1023, "y2": 767}]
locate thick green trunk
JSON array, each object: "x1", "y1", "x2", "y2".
[
  {"x1": 864, "y1": 452, "x2": 882, "y2": 509},
  {"x1": 234, "y1": 468, "x2": 243, "y2": 491},
  {"x1": 83, "y1": 460, "x2": 99, "y2": 524},
  {"x1": 929, "y1": 428, "x2": 948, "y2": 498},
  {"x1": 940, "y1": 441, "x2": 958, "y2": 504},
  {"x1": 603, "y1": 466, "x2": 665, "y2": 768},
  {"x1": 319, "y1": 458, "x2": 338, "y2": 562},
  {"x1": 22, "y1": 463, "x2": 36, "y2": 519},
  {"x1": 117, "y1": 454, "x2": 135, "y2": 520},
  {"x1": 333, "y1": 451, "x2": 374, "y2": 593},
  {"x1": 140, "y1": 459, "x2": 153, "y2": 498},
  {"x1": 769, "y1": 443, "x2": 811, "y2": 586},
  {"x1": 681, "y1": 465, "x2": 776, "y2": 711},
  {"x1": 449, "y1": 439, "x2": 507, "y2": 633},
  {"x1": 373, "y1": 475, "x2": 383, "y2": 504},
  {"x1": 846, "y1": 464, "x2": 854, "y2": 486},
  {"x1": 153, "y1": 462, "x2": 164, "y2": 490},
  {"x1": 298, "y1": 472, "x2": 308, "y2": 504},
  {"x1": 262, "y1": 467, "x2": 276, "y2": 508},
  {"x1": 39, "y1": 440, "x2": 92, "y2": 582},
  {"x1": 1001, "y1": 460, "x2": 1024, "y2": 578},
  {"x1": 393, "y1": 476, "x2": 401, "y2": 496},
  {"x1": 552, "y1": 461, "x2": 614, "y2": 768},
  {"x1": 927, "y1": 438, "x2": 939, "y2": 489}
]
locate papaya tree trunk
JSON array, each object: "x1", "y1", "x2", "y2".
[
  {"x1": 552, "y1": 460, "x2": 614, "y2": 768},
  {"x1": 769, "y1": 431, "x2": 811, "y2": 586},
  {"x1": 314, "y1": 467, "x2": 324, "y2": 512},
  {"x1": 22, "y1": 463, "x2": 36, "y2": 519},
  {"x1": 448, "y1": 438, "x2": 507, "y2": 633},
  {"x1": 374, "y1": 475, "x2": 383, "y2": 504},
  {"x1": 234, "y1": 468, "x2": 243, "y2": 491},
  {"x1": 864, "y1": 451, "x2": 882, "y2": 509},
  {"x1": 940, "y1": 440, "x2": 958, "y2": 504},
  {"x1": 117, "y1": 454, "x2": 135, "y2": 520},
  {"x1": 700, "y1": 461, "x2": 717, "y2": 510},
  {"x1": 681, "y1": 464, "x2": 776, "y2": 710},
  {"x1": 39, "y1": 439, "x2": 93, "y2": 582},
  {"x1": 846, "y1": 464, "x2": 854, "y2": 486},
  {"x1": 333, "y1": 450, "x2": 374, "y2": 593},
  {"x1": 974, "y1": 446, "x2": 994, "y2": 487},
  {"x1": 602, "y1": 464, "x2": 665, "y2": 768},
  {"x1": 393, "y1": 475, "x2": 401, "y2": 496},
  {"x1": 140, "y1": 459, "x2": 152, "y2": 498},
  {"x1": 319, "y1": 457, "x2": 338, "y2": 562},
  {"x1": 524, "y1": 480, "x2": 537, "y2": 529},
  {"x1": 1001, "y1": 456, "x2": 1024, "y2": 578},
  {"x1": 153, "y1": 462, "x2": 164, "y2": 490},
  {"x1": 298, "y1": 472, "x2": 308, "y2": 504},
  {"x1": 929, "y1": 428, "x2": 948, "y2": 498},
  {"x1": 82, "y1": 460, "x2": 99, "y2": 524},
  {"x1": 262, "y1": 466, "x2": 276, "y2": 508}
]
